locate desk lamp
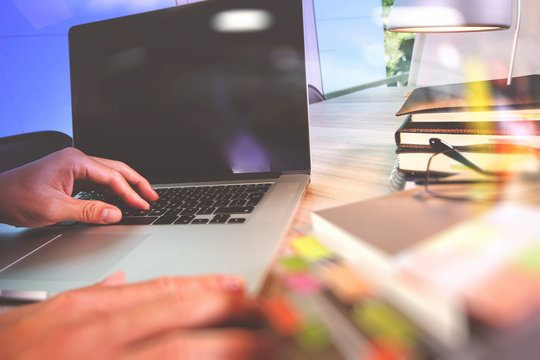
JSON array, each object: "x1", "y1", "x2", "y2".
[{"x1": 387, "y1": 0, "x2": 521, "y2": 85}]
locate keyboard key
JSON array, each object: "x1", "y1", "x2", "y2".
[
  {"x1": 228, "y1": 218, "x2": 246, "y2": 224},
  {"x1": 153, "y1": 216, "x2": 178, "y2": 225},
  {"x1": 213, "y1": 200, "x2": 230, "y2": 207},
  {"x1": 210, "y1": 214, "x2": 231, "y2": 224},
  {"x1": 216, "y1": 194, "x2": 232, "y2": 201},
  {"x1": 119, "y1": 217, "x2": 158, "y2": 225},
  {"x1": 214, "y1": 206, "x2": 254, "y2": 214},
  {"x1": 246, "y1": 198, "x2": 262, "y2": 206},
  {"x1": 175, "y1": 215, "x2": 195, "y2": 224},
  {"x1": 192, "y1": 218, "x2": 209, "y2": 224},
  {"x1": 231, "y1": 193, "x2": 248, "y2": 200},
  {"x1": 230, "y1": 199, "x2": 246, "y2": 206},
  {"x1": 182, "y1": 200, "x2": 199, "y2": 208},
  {"x1": 198, "y1": 207, "x2": 216, "y2": 215},
  {"x1": 149, "y1": 209, "x2": 168, "y2": 216},
  {"x1": 181, "y1": 208, "x2": 199, "y2": 215}
]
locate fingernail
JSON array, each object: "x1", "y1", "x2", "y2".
[
  {"x1": 102, "y1": 271, "x2": 126, "y2": 286},
  {"x1": 102, "y1": 208, "x2": 120, "y2": 223},
  {"x1": 221, "y1": 276, "x2": 245, "y2": 291}
]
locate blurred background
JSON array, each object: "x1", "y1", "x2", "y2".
[{"x1": 0, "y1": 0, "x2": 417, "y2": 139}]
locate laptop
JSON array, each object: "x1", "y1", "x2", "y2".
[{"x1": 0, "y1": 0, "x2": 310, "y2": 297}]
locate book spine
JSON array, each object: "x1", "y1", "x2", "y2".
[
  {"x1": 401, "y1": 127, "x2": 522, "y2": 135},
  {"x1": 395, "y1": 115, "x2": 412, "y2": 147},
  {"x1": 394, "y1": 117, "x2": 540, "y2": 147},
  {"x1": 396, "y1": 145, "x2": 431, "y2": 154}
]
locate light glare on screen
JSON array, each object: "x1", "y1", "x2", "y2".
[{"x1": 210, "y1": 9, "x2": 274, "y2": 33}]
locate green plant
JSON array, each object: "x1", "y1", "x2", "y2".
[{"x1": 382, "y1": 0, "x2": 415, "y2": 84}]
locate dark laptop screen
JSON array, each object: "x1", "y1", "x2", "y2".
[{"x1": 69, "y1": 0, "x2": 310, "y2": 184}]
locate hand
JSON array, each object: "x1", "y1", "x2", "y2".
[
  {"x1": 0, "y1": 273, "x2": 271, "y2": 360},
  {"x1": 0, "y1": 147, "x2": 159, "y2": 227}
]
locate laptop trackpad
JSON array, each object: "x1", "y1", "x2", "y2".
[
  {"x1": 0, "y1": 231, "x2": 148, "y2": 282},
  {"x1": 0, "y1": 229, "x2": 62, "y2": 271}
]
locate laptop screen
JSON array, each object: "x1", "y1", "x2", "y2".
[{"x1": 69, "y1": 0, "x2": 310, "y2": 184}]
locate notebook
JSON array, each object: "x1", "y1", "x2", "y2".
[{"x1": 0, "y1": 0, "x2": 310, "y2": 296}]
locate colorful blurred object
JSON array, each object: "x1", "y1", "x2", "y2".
[{"x1": 291, "y1": 236, "x2": 333, "y2": 262}]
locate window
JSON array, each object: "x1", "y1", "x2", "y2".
[
  {"x1": 311, "y1": 0, "x2": 414, "y2": 98},
  {"x1": 0, "y1": 0, "x2": 174, "y2": 138},
  {"x1": 0, "y1": 0, "x2": 415, "y2": 138}
]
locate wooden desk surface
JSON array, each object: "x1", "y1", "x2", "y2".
[{"x1": 291, "y1": 86, "x2": 410, "y2": 232}]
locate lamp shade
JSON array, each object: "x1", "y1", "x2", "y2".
[{"x1": 387, "y1": 0, "x2": 513, "y2": 33}]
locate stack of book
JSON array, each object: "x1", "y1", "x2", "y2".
[
  {"x1": 310, "y1": 188, "x2": 540, "y2": 356},
  {"x1": 394, "y1": 74, "x2": 540, "y2": 177}
]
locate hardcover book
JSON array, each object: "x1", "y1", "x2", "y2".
[
  {"x1": 394, "y1": 75, "x2": 540, "y2": 175},
  {"x1": 396, "y1": 75, "x2": 540, "y2": 117},
  {"x1": 311, "y1": 189, "x2": 477, "y2": 348},
  {"x1": 395, "y1": 115, "x2": 540, "y2": 147},
  {"x1": 396, "y1": 145, "x2": 539, "y2": 174}
]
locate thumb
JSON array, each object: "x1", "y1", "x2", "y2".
[{"x1": 62, "y1": 197, "x2": 122, "y2": 224}]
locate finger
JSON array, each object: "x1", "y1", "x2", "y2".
[
  {"x1": 91, "y1": 157, "x2": 158, "y2": 202},
  {"x1": 59, "y1": 197, "x2": 122, "y2": 224},
  {"x1": 72, "y1": 157, "x2": 150, "y2": 209},
  {"x1": 99, "y1": 275, "x2": 245, "y2": 309},
  {"x1": 0, "y1": 302, "x2": 41, "y2": 330},
  {"x1": 98, "y1": 271, "x2": 127, "y2": 287},
  {"x1": 125, "y1": 329, "x2": 275, "y2": 360},
  {"x1": 51, "y1": 275, "x2": 246, "y2": 316},
  {"x1": 94, "y1": 292, "x2": 263, "y2": 346}
]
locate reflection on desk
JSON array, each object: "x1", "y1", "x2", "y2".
[{"x1": 292, "y1": 86, "x2": 409, "y2": 232}]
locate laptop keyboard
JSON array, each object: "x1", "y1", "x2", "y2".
[{"x1": 75, "y1": 183, "x2": 273, "y2": 225}]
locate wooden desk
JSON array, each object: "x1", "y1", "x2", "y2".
[
  {"x1": 291, "y1": 86, "x2": 410, "y2": 232},
  {"x1": 273, "y1": 87, "x2": 540, "y2": 359}
]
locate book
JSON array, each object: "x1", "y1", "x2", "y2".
[
  {"x1": 396, "y1": 144, "x2": 539, "y2": 175},
  {"x1": 396, "y1": 74, "x2": 540, "y2": 117},
  {"x1": 409, "y1": 108, "x2": 540, "y2": 123},
  {"x1": 394, "y1": 75, "x2": 540, "y2": 175},
  {"x1": 311, "y1": 191, "x2": 540, "y2": 345},
  {"x1": 311, "y1": 189, "x2": 480, "y2": 349},
  {"x1": 395, "y1": 115, "x2": 540, "y2": 147}
]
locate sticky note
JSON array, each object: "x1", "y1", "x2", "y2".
[
  {"x1": 352, "y1": 301, "x2": 417, "y2": 346},
  {"x1": 263, "y1": 297, "x2": 302, "y2": 336},
  {"x1": 280, "y1": 256, "x2": 310, "y2": 273},
  {"x1": 319, "y1": 262, "x2": 372, "y2": 305},
  {"x1": 284, "y1": 273, "x2": 321, "y2": 295},
  {"x1": 294, "y1": 319, "x2": 330, "y2": 353},
  {"x1": 291, "y1": 236, "x2": 333, "y2": 261}
]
